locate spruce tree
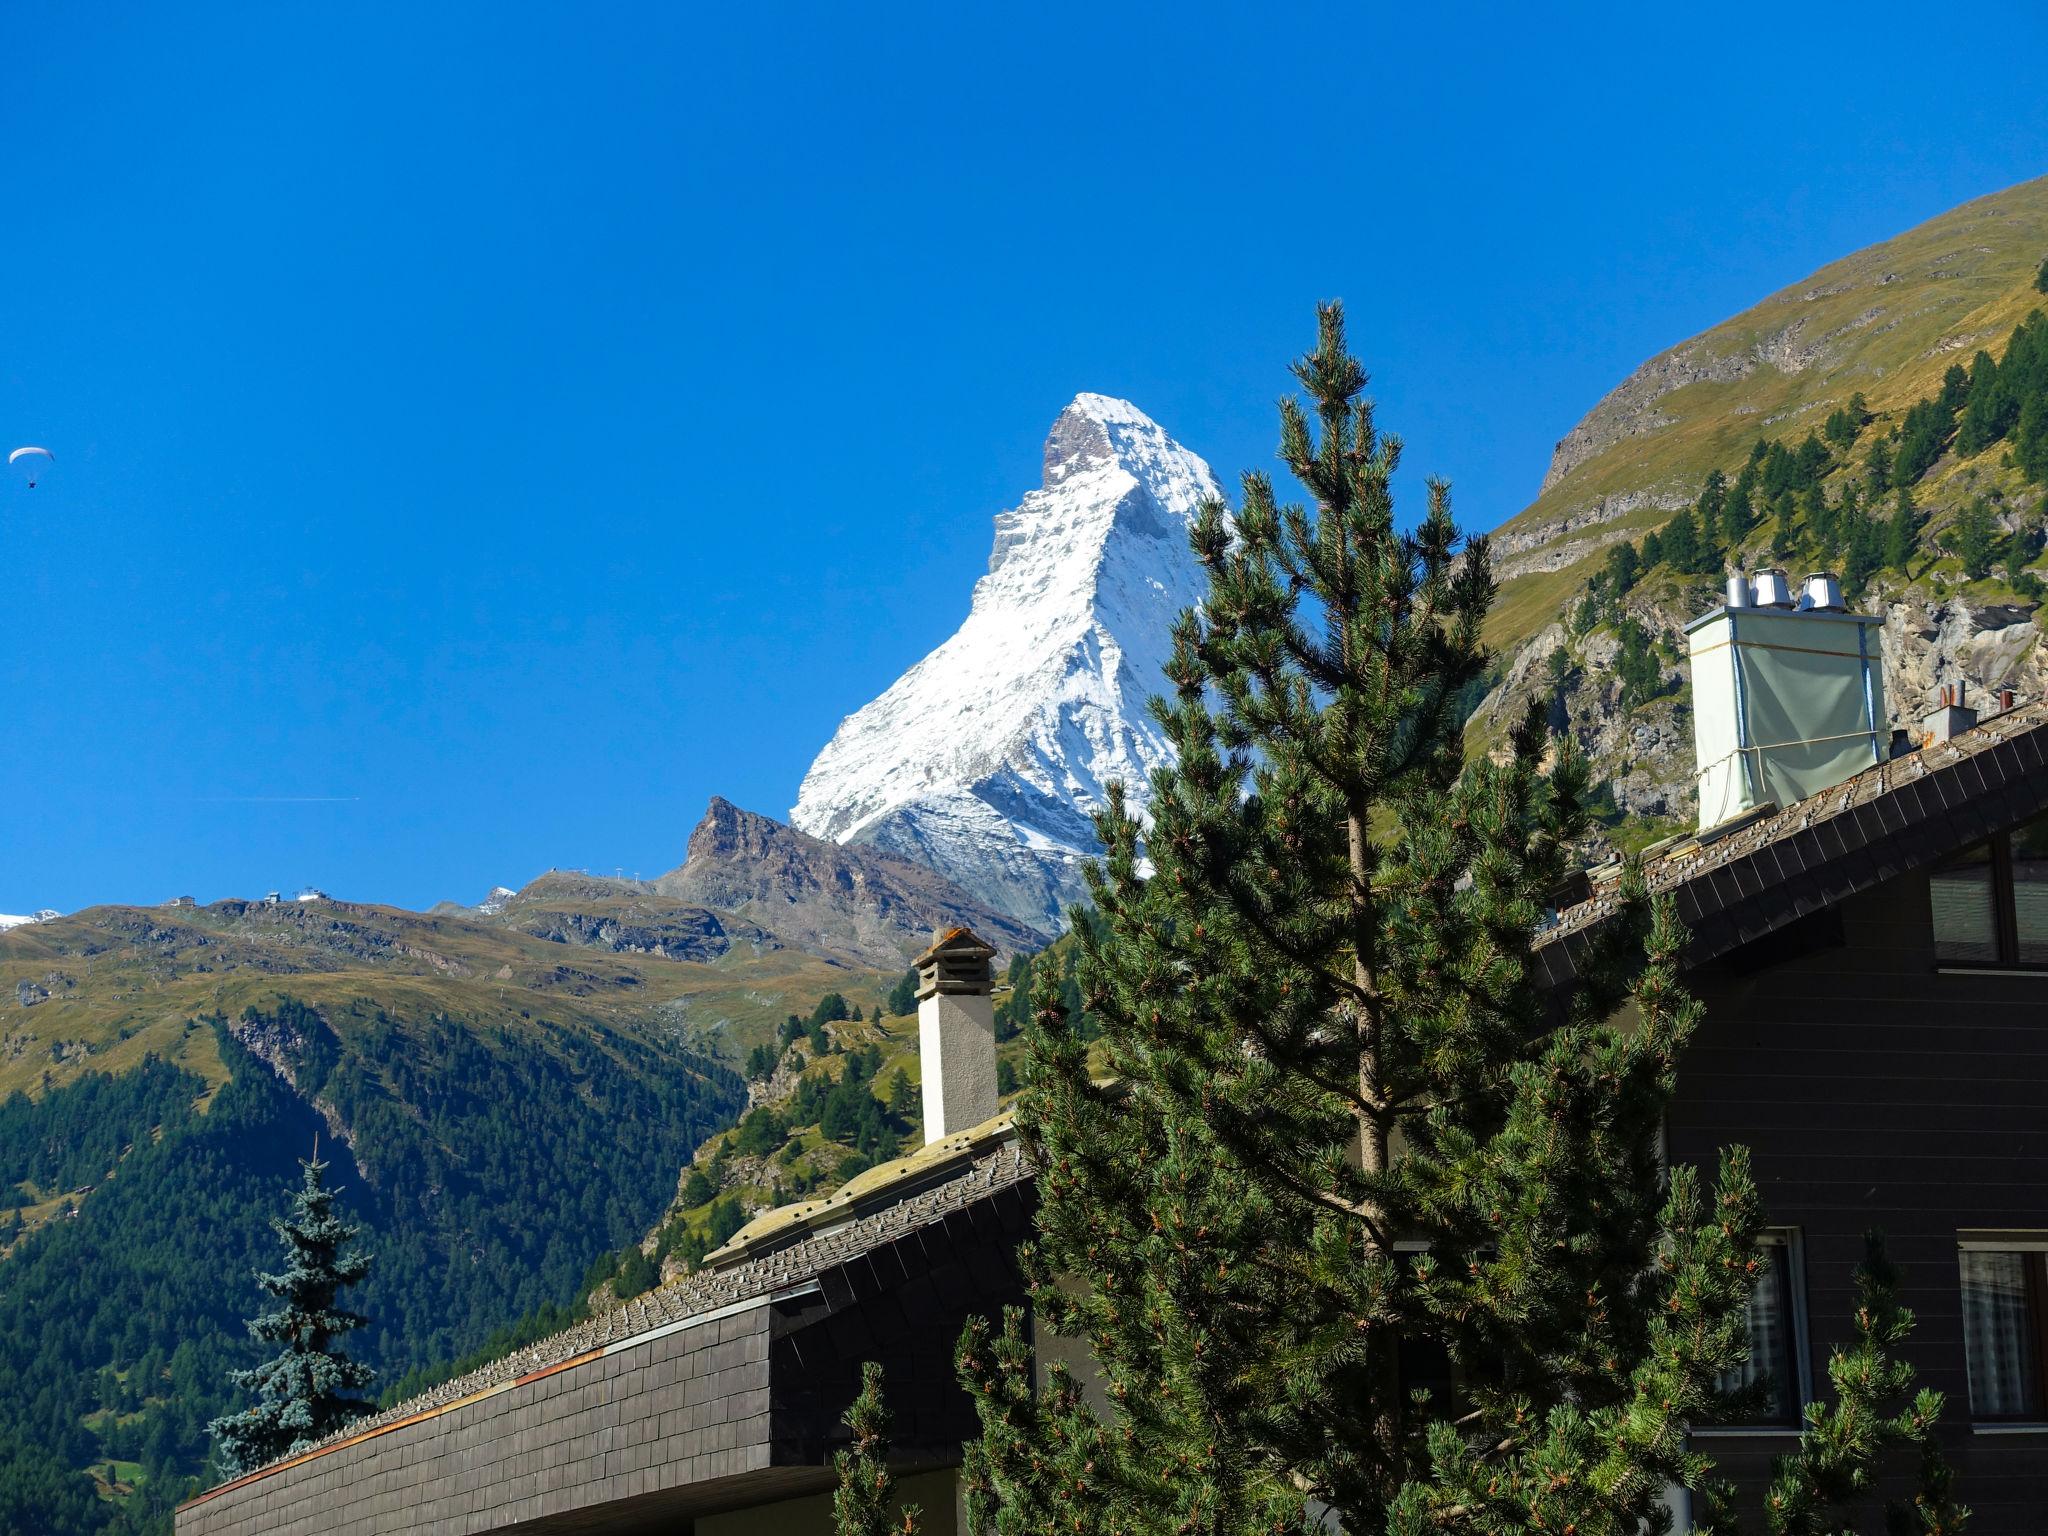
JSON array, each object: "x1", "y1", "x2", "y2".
[
  {"x1": 833, "y1": 1362, "x2": 919, "y2": 1536},
  {"x1": 959, "y1": 306, "x2": 1955, "y2": 1535},
  {"x1": 208, "y1": 1151, "x2": 374, "y2": 1478}
]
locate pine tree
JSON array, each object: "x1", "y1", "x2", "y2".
[
  {"x1": 1866, "y1": 437, "x2": 1892, "y2": 497},
  {"x1": 884, "y1": 1069, "x2": 917, "y2": 1118},
  {"x1": 1886, "y1": 484, "x2": 1922, "y2": 576},
  {"x1": 833, "y1": 1363, "x2": 919, "y2": 1535},
  {"x1": 1616, "y1": 616, "x2": 1664, "y2": 708},
  {"x1": 1695, "y1": 467, "x2": 1728, "y2": 547},
  {"x1": 1952, "y1": 496, "x2": 1999, "y2": 581},
  {"x1": 1661, "y1": 505, "x2": 1706, "y2": 574},
  {"x1": 886, "y1": 970, "x2": 918, "y2": 1017},
  {"x1": 1720, "y1": 474, "x2": 1756, "y2": 549},
  {"x1": 1692, "y1": 1238, "x2": 1968, "y2": 1535},
  {"x1": 1802, "y1": 481, "x2": 1835, "y2": 561},
  {"x1": 1843, "y1": 506, "x2": 1885, "y2": 601},
  {"x1": 959, "y1": 306, "x2": 1956, "y2": 1535},
  {"x1": 1604, "y1": 539, "x2": 1640, "y2": 595},
  {"x1": 208, "y1": 1152, "x2": 374, "y2": 1478},
  {"x1": 1768, "y1": 490, "x2": 1801, "y2": 563}
]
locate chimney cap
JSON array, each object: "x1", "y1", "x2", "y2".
[
  {"x1": 913, "y1": 927, "x2": 998, "y2": 999},
  {"x1": 912, "y1": 926, "x2": 998, "y2": 969}
]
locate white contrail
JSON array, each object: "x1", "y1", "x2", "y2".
[{"x1": 189, "y1": 796, "x2": 364, "y2": 804}]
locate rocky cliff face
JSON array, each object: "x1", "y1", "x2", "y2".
[
  {"x1": 791, "y1": 394, "x2": 1223, "y2": 931},
  {"x1": 657, "y1": 797, "x2": 1046, "y2": 968},
  {"x1": 1476, "y1": 571, "x2": 2048, "y2": 841}
]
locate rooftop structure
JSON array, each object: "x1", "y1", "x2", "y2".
[{"x1": 1686, "y1": 568, "x2": 1885, "y2": 831}]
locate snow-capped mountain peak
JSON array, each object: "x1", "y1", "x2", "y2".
[{"x1": 790, "y1": 394, "x2": 1222, "y2": 930}]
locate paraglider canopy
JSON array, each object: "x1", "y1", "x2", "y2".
[{"x1": 8, "y1": 447, "x2": 52, "y2": 488}]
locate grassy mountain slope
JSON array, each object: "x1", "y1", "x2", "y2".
[
  {"x1": 0, "y1": 888, "x2": 886, "y2": 1531},
  {"x1": 1472, "y1": 176, "x2": 2048, "y2": 838},
  {"x1": 1487, "y1": 175, "x2": 2048, "y2": 649}
]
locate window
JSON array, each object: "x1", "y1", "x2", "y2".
[
  {"x1": 1714, "y1": 1231, "x2": 1807, "y2": 1426},
  {"x1": 1394, "y1": 1242, "x2": 1459, "y2": 1417},
  {"x1": 1931, "y1": 809, "x2": 2048, "y2": 967},
  {"x1": 2011, "y1": 818, "x2": 2048, "y2": 964},
  {"x1": 1931, "y1": 842, "x2": 1999, "y2": 963},
  {"x1": 1958, "y1": 1237, "x2": 2048, "y2": 1422}
]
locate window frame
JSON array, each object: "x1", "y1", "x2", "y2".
[
  {"x1": 1933, "y1": 826, "x2": 2048, "y2": 971},
  {"x1": 1957, "y1": 1232, "x2": 2048, "y2": 1427},
  {"x1": 1697, "y1": 1228, "x2": 1813, "y2": 1436}
]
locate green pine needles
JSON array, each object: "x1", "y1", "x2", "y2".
[
  {"x1": 834, "y1": 1362, "x2": 920, "y2": 1536},
  {"x1": 208, "y1": 1150, "x2": 374, "y2": 1479},
  {"x1": 956, "y1": 304, "x2": 1959, "y2": 1534}
]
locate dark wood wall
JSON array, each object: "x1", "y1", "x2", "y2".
[{"x1": 1670, "y1": 867, "x2": 2048, "y2": 1531}]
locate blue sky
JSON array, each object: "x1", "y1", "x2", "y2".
[{"x1": 3, "y1": 3, "x2": 2046, "y2": 913}]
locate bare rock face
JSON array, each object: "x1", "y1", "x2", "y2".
[
  {"x1": 656, "y1": 797, "x2": 1046, "y2": 969},
  {"x1": 1477, "y1": 572, "x2": 2048, "y2": 849},
  {"x1": 791, "y1": 394, "x2": 1223, "y2": 931}
]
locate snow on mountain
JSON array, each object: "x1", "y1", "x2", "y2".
[{"x1": 791, "y1": 393, "x2": 1223, "y2": 931}]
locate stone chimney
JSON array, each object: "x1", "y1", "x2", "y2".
[
  {"x1": 1920, "y1": 681, "x2": 1978, "y2": 745},
  {"x1": 913, "y1": 927, "x2": 999, "y2": 1144}
]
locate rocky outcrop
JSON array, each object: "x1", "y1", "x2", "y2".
[
  {"x1": 1540, "y1": 340, "x2": 1765, "y2": 494},
  {"x1": 657, "y1": 797, "x2": 1046, "y2": 969},
  {"x1": 502, "y1": 904, "x2": 758, "y2": 961},
  {"x1": 1478, "y1": 573, "x2": 2048, "y2": 843}
]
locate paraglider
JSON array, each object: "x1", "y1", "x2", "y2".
[{"x1": 8, "y1": 446, "x2": 52, "y2": 488}]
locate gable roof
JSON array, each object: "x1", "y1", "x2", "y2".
[{"x1": 1534, "y1": 698, "x2": 2048, "y2": 988}]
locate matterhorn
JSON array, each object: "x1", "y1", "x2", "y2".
[{"x1": 791, "y1": 394, "x2": 1223, "y2": 932}]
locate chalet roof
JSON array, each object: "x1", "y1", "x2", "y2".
[
  {"x1": 184, "y1": 1135, "x2": 1034, "y2": 1506},
  {"x1": 1534, "y1": 697, "x2": 2048, "y2": 988}
]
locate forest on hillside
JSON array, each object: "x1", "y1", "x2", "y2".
[
  {"x1": 0, "y1": 1006, "x2": 741, "y2": 1535},
  {"x1": 1581, "y1": 306, "x2": 2048, "y2": 618}
]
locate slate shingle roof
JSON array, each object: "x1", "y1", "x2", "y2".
[
  {"x1": 196, "y1": 1137, "x2": 1033, "y2": 1492},
  {"x1": 1534, "y1": 698, "x2": 2048, "y2": 986}
]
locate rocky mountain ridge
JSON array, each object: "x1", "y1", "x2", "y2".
[{"x1": 655, "y1": 796, "x2": 1045, "y2": 968}]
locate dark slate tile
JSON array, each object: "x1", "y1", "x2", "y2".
[{"x1": 818, "y1": 1266, "x2": 857, "y2": 1312}]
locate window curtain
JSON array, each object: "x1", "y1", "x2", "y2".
[
  {"x1": 1930, "y1": 859, "x2": 1999, "y2": 963},
  {"x1": 1717, "y1": 1256, "x2": 1787, "y2": 1419},
  {"x1": 1960, "y1": 1250, "x2": 2042, "y2": 1418}
]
